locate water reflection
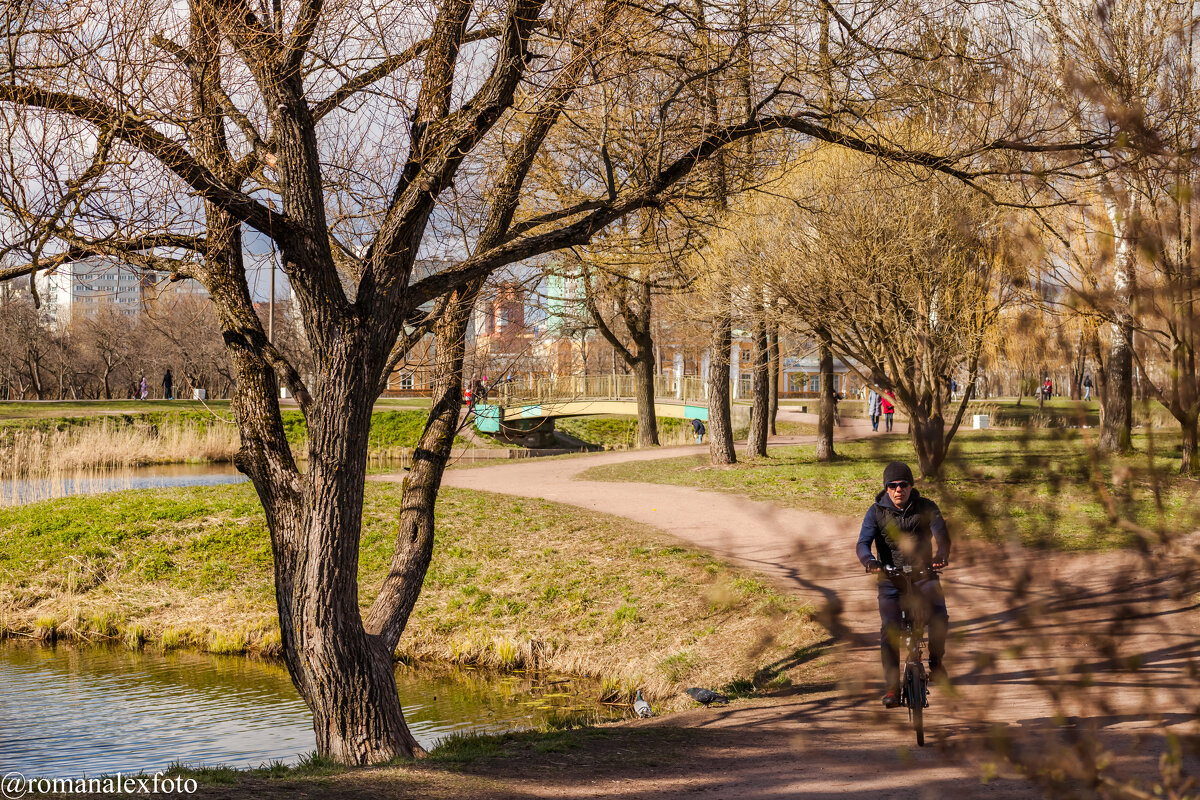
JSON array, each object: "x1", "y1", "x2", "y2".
[
  {"x1": 0, "y1": 463, "x2": 247, "y2": 506},
  {"x1": 0, "y1": 644, "x2": 626, "y2": 779}
]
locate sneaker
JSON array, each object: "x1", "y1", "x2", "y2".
[
  {"x1": 929, "y1": 661, "x2": 948, "y2": 683},
  {"x1": 881, "y1": 690, "x2": 900, "y2": 708}
]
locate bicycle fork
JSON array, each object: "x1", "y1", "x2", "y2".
[{"x1": 899, "y1": 614, "x2": 929, "y2": 712}]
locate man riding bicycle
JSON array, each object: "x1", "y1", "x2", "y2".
[{"x1": 856, "y1": 461, "x2": 951, "y2": 708}]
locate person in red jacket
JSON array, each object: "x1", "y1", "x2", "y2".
[{"x1": 881, "y1": 390, "x2": 895, "y2": 432}]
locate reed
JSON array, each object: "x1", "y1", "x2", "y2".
[
  {"x1": 0, "y1": 418, "x2": 239, "y2": 477},
  {"x1": 0, "y1": 418, "x2": 239, "y2": 506}
]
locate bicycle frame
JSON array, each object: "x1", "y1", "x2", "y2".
[{"x1": 882, "y1": 564, "x2": 938, "y2": 746}]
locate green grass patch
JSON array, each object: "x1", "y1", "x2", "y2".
[
  {"x1": 0, "y1": 482, "x2": 824, "y2": 705},
  {"x1": 281, "y1": 409, "x2": 469, "y2": 452},
  {"x1": 0, "y1": 400, "x2": 235, "y2": 424},
  {"x1": 578, "y1": 429, "x2": 1200, "y2": 551},
  {"x1": 555, "y1": 415, "x2": 691, "y2": 448},
  {"x1": 966, "y1": 397, "x2": 1178, "y2": 430},
  {"x1": 774, "y1": 420, "x2": 818, "y2": 437}
]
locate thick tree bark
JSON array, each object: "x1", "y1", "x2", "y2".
[
  {"x1": 707, "y1": 312, "x2": 737, "y2": 464},
  {"x1": 746, "y1": 316, "x2": 770, "y2": 457},
  {"x1": 634, "y1": 347, "x2": 660, "y2": 447},
  {"x1": 909, "y1": 414, "x2": 947, "y2": 479},
  {"x1": 367, "y1": 296, "x2": 474, "y2": 642},
  {"x1": 816, "y1": 329, "x2": 835, "y2": 462}
]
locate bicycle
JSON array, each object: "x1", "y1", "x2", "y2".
[{"x1": 881, "y1": 563, "x2": 942, "y2": 747}]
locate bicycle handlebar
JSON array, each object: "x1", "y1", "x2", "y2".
[{"x1": 880, "y1": 564, "x2": 944, "y2": 582}]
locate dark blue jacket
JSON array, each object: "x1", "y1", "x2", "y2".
[{"x1": 856, "y1": 489, "x2": 950, "y2": 571}]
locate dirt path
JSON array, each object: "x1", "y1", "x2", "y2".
[{"x1": 382, "y1": 423, "x2": 1198, "y2": 798}]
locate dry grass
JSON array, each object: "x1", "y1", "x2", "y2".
[
  {"x1": 0, "y1": 418, "x2": 240, "y2": 505},
  {"x1": 0, "y1": 419, "x2": 238, "y2": 476},
  {"x1": 383, "y1": 491, "x2": 825, "y2": 707}
]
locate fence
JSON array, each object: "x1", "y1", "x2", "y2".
[
  {"x1": 484, "y1": 374, "x2": 728, "y2": 406},
  {"x1": 381, "y1": 374, "x2": 793, "y2": 405}
]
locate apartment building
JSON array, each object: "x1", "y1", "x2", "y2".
[{"x1": 35, "y1": 257, "x2": 207, "y2": 327}]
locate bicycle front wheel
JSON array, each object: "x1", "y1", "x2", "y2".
[{"x1": 906, "y1": 662, "x2": 926, "y2": 747}]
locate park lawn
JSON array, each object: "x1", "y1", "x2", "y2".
[
  {"x1": 555, "y1": 415, "x2": 692, "y2": 448},
  {"x1": 577, "y1": 429, "x2": 1200, "y2": 551},
  {"x1": 0, "y1": 483, "x2": 823, "y2": 706},
  {"x1": 774, "y1": 420, "x2": 818, "y2": 437},
  {"x1": 0, "y1": 400, "x2": 235, "y2": 424},
  {"x1": 555, "y1": 414, "x2": 797, "y2": 447},
  {"x1": 0, "y1": 398, "x2": 427, "y2": 422},
  {"x1": 280, "y1": 409, "x2": 473, "y2": 451},
  {"x1": 968, "y1": 397, "x2": 1102, "y2": 428}
]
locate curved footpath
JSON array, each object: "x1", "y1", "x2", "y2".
[{"x1": 385, "y1": 417, "x2": 1199, "y2": 798}]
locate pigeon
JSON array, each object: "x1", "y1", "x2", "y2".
[
  {"x1": 633, "y1": 689, "x2": 654, "y2": 718},
  {"x1": 685, "y1": 687, "x2": 729, "y2": 706}
]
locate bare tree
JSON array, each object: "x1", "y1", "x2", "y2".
[
  {"x1": 0, "y1": 0, "x2": 1096, "y2": 762},
  {"x1": 578, "y1": 220, "x2": 680, "y2": 448},
  {"x1": 740, "y1": 148, "x2": 1021, "y2": 477},
  {"x1": 76, "y1": 307, "x2": 139, "y2": 399}
]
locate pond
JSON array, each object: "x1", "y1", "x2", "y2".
[
  {"x1": 0, "y1": 463, "x2": 248, "y2": 506},
  {"x1": 0, "y1": 643, "x2": 627, "y2": 779}
]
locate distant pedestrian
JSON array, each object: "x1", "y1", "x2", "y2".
[
  {"x1": 1043, "y1": 377, "x2": 1053, "y2": 401},
  {"x1": 162, "y1": 369, "x2": 174, "y2": 400},
  {"x1": 139, "y1": 376, "x2": 149, "y2": 400},
  {"x1": 1083, "y1": 373, "x2": 1093, "y2": 401},
  {"x1": 882, "y1": 390, "x2": 895, "y2": 433},
  {"x1": 950, "y1": 378, "x2": 958, "y2": 402},
  {"x1": 833, "y1": 390, "x2": 843, "y2": 426},
  {"x1": 868, "y1": 389, "x2": 882, "y2": 432},
  {"x1": 691, "y1": 418, "x2": 705, "y2": 445}
]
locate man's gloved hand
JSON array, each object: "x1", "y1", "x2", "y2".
[{"x1": 864, "y1": 558, "x2": 882, "y2": 574}]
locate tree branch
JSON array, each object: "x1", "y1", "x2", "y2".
[{"x1": 0, "y1": 85, "x2": 294, "y2": 240}]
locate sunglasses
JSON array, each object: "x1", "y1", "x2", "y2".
[{"x1": 886, "y1": 481, "x2": 911, "y2": 490}]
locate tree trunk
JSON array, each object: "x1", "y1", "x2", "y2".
[
  {"x1": 707, "y1": 313, "x2": 736, "y2": 464},
  {"x1": 909, "y1": 413, "x2": 947, "y2": 479},
  {"x1": 356, "y1": 286, "x2": 482, "y2": 758},
  {"x1": 816, "y1": 329, "x2": 835, "y2": 462},
  {"x1": 746, "y1": 317, "x2": 770, "y2": 457},
  {"x1": 1100, "y1": 316, "x2": 1134, "y2": 453},
  {"x1": 1099, "y1": 193, "x2": 1136, "y2": 453},
  {"x1": 1180, "y1": 413, "x2": 1198, "y2": 477},
  {"x1": 634, "y1": 350, "x2": 659, "y2": 447},
  {"x1": 768, "y1": 326, "x2": 779, "y2": 435}
]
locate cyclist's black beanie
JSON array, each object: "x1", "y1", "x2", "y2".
[{"x1": 882, "y1": 461, "x2": 914, "y2": 486}]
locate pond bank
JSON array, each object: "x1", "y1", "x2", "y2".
[
  {"x1": 0, "y1": 641, "x2": 629, "y2": 779},
  {"x1": 0, "y1": 482, "x2": 825, "y2": 707}
]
